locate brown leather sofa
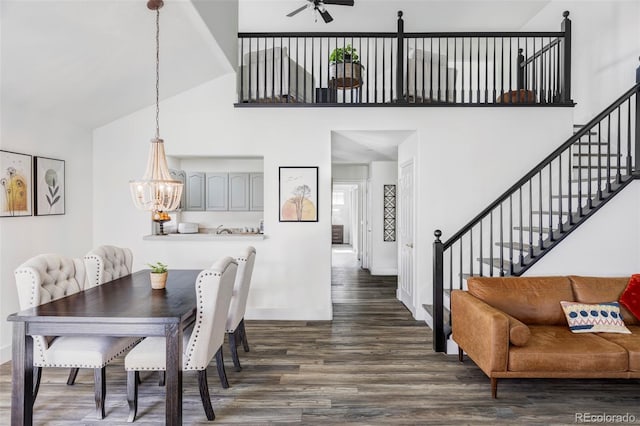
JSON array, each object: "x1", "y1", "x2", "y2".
[{"x1": 451, "y1": 276, "x2": 640, "y2": 398}]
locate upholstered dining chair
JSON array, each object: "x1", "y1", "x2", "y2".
[
  {"x1": 84, "y1": 245, "x2": 134, "y2": 288},
  {"x1": 225, "y1": 246, "x2": 256, "y2": 372},
  {"x1": 14, "y1": 254, "x2": 139, "y2": 419},
  {"x1": 124, "y1": 257, "x2": 237, "y2": 422}
]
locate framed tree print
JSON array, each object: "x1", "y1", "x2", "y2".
[
  {"x1": 0, "y1": 150, "x2": 32, "y2": 217},
  {"x1": 279, "y1": 166, "x2": 318, "y2": 222},
  {"x1": 34, "y1": 156, "x2": 65, "y2": 216}
]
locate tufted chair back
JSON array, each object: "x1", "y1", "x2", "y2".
[
  {"x1": 226, "y1": 246, "x2": 256, "y2": 332},
  {"x1": 84, "y1": 245, "x2": 133, "y2": 288},
  {"x1": 184, "y1": 257, "x2": 237, "y2": 371},
  {"x1": 14, "y1": 254, "x2": 88, "y2": 363}
]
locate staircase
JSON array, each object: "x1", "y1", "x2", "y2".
[{"x1": 430, "y1": 78, "x2": 640, "y2": 353}]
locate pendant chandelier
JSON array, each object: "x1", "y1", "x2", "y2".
[{"x1": 129, "y1": 0, "x2": 182, "y2": 213}]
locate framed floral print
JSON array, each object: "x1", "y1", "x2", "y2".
[
  {"x1": 34, "y1": 156, "x2": 65, "y2": 216},
  {"x1": 0, "y1": 150, "x2": 32, "y2": 217}
]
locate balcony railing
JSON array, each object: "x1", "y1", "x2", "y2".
[{"x1": 236, "y1": 11, "x2": 574, "y2": 107}]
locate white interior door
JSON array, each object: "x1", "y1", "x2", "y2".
[
  {"x1": 398, "y1": 160, "x2": 416, "y2": 316},
  {"x1": 362, "y1": 179, "x2": 372, "y2": 270}
]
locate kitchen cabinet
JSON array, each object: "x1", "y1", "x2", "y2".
[
  {"x1": 169, "y1": 169, "x2": 186, "y2": 210},
  {"x1": 229, "y1": 173, "x2": 250, "y2": 211},
  {"x1": 185, "y1": 172, "x2": 205, "y2": 211},
  {"x1": 205, "y1": 173, "x2": 228, "y2": 211},
  {"x1": 250, "y1": 173, "x2": 264, "y2": 211}
]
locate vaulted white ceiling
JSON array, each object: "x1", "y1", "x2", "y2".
[
  {"x1": 1, "y1": 0, "x2": 232, "y2": 130},
  {"x1": 1, "y1": 0, "x2": 552, "y2": 134}
]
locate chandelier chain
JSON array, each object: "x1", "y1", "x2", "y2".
[{"x1": 155, "y1": 8, "x2": 160, "y2": 139}]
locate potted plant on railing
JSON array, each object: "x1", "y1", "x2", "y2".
[
  {"x1": 148, "y1": 261, "x2": 168, "y2": 289},
  {"x1": 329, "y1": 44, "x2": 364, "y2": 89}
]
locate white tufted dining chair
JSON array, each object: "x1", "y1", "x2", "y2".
[
  {"x1": 84, "y1": 245, "x2": 134, "y2": 289},
  {"x1": 14, "y1": 254, "x2": 139, "y2": 419},
  {"x1": 225, "y1": 246, "x2": 256, "y2": 372},
  {"x1": 124, "y1": 257, "x2": 237, "y2": 422}
]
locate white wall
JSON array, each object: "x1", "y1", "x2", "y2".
[
  {"x1": 522, "y1": 0, "x2": 640, "y2": 123},
  {"x1": 332, "y1": 164, "x2": 368, "y2": 180},
  {"x1": 93, "y1": 72, "x2": 572, "y2": 321},
  {"x1": 192, "y1": 0, "x2": 239, "y2": 71},
  {"x1": 0, "y1": 106, "x2": 93, "y2": 363},
  {"x1": 370, "y1": 161, "x2": 398, "y2": 275}
]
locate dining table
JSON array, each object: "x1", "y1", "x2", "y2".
[{"x1": 7, "y1": 269, "x2": 202, "y2": 426}]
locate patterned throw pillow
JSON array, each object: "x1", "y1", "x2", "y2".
[
  {"x1": 560, "y1": 301, "x2": 631, "y2": 334},
  {"x1": 620, "y1": 274, "x2": 640, "y2": 321}
]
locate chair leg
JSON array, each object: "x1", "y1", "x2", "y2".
[
  {"x1": 127, "y1": 371, "x2": 138, "y2": 423},
  {"x1": 33, "y1": 367, "x2": 42, "y2": 403},
  {"x1": 215, "y1": 347, "x2": 229, "y2": 389},
  {"x1": 458, "y1": 347, "x2": 464, "y2": 363},
  {"x1": 158, "y1": 371, "x2": 165, "y2": 386},
  {"x1": 67, "y1": 368, "x2": 80, "y2": 385},
  {"x1": 229, "y1": 331, "x2": 242, "y2": 372},
  {"x1": 94, "y1": 367, "x2": 106, "y2": 419},
  {"x1": 491, "y1": 378, "x2": 498, "y2": 399},
  {"x1": 197, "y1": 370, "x2": 215, "y2": 421},
  {"x1": 239, "y1": 319, "x2": 250, "y2": 352}
]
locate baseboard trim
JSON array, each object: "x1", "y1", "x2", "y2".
[
  {"x1": 1, "y1": 344, "x2": 11, "y2": 364},
  {"x1": 370, "y1": 268, "x2": 398, "y2": 276},
  {"x1": 245, "y1": 307, "x2": 332, "y2": 321}
]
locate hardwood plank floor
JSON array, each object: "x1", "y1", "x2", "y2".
[{"x1": 1, "y1": 258, "x2": 639, "y2": 424}]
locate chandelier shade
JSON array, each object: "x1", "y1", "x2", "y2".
[
  {"x1": 129, "y1": 138, "x2": 182, "y2": 212},
  {"x1": 129, "y1": 0, "x2": 182, "y2": 213}
]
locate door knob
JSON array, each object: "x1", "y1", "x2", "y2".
[{"x1": 406, "y1": 243, "x2": 413, "y2": 248}]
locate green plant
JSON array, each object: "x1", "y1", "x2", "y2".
[
  {"x1": 147, "y1": 261, "x2": 168, "y2": 274},
  {"x1": 329, "y1": 44, "x2": 359, "y2": 63}
]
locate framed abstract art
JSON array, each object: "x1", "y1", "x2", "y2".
[
  {"x1": 34, "y1": 156, "x2": 65, "y2": 216},
  {"x1": 0, "y1": 150, "x2": 32, "y2": 217}
]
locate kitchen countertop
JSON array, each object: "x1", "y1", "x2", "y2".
[{"x1": 143, "y1": 233, "x2": 265, "y2": 241}]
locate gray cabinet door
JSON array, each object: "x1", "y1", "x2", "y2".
[
  {"x1": 229, "y1": 173, "x2": 250, "y2": 211},
  {"x1": 185, "y1": 172, "x2": 205, "y2": 211},
  {"x1": 249, "y1": 173, "x2": 264, "y2": 211},
  {"x1": 169, "y1": 169, "x2": 187, "y2": 210},
  {"x1": 206, "y1": 173, "x2": 228, "y2": 211}
]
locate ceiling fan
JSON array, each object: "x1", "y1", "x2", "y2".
[{"x1": 286, "y1": 0, "x2": 355, "y2": 24}]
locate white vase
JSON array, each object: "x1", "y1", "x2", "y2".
[{"x1": 150, "y1": 272, "x2": 168, "y2": 289}]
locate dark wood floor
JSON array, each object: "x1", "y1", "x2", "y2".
[{"x1": 1, "y1": 258, "x2": 639, "y2": 424}]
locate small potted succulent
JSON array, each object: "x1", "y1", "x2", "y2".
[
  {"x1": 329, "y1": 44, "x2": 363, "y2": 89},
  {"x1": 147, "y1": 261, "x2": 168, "y2": 289}
]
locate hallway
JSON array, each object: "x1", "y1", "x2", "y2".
[{"x1": 1, "y1": 263, "x2": 639, "y2": 423}]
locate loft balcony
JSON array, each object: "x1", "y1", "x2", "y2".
[{"x1": 235, "y1": 11, "x2": 575, "y2": 108}]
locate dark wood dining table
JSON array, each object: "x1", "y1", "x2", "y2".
[{"x1": 8, "y1": 269, "x2": 202, "y2": 426}]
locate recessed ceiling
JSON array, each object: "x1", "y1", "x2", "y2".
[
  {"x1": 332, "y1": 130, "x2": 415, "y2": 164},
  {"x1": 1, "y1": 0, "x2": 232, "y2": 130}
]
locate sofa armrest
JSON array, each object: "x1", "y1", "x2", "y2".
[{"x1": 451, "y1": 290, "x2": 509, "y2": 376}]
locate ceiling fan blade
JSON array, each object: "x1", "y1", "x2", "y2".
[
  {"x1": 323, "y1": 0, "x2": 354, "y2": 6},
  {"x1": 287, "y1": 4, "x2": 309, "y2": 17},
  {"x1": 319, "y1": 8, "x2": 333, "y2": 23}
]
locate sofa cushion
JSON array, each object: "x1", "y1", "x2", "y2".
[
  {"x1": 619, "y1": 275, "x2": 640, "y2": 322},
  {"x1": 508, "y1": 326, "x2": 629, "y2": 372},
  {"x1": 560, "y1": 301, "x2": 631, "y2": 334},
  {"x1": 569, "y1": 276, "x2": 639, "y2": 326},
  {"x1": 467, "y1": 276, "x2": 574, "y2": 325},
  {"x1": 599, "y1": 326, "x2": 640, "y2": 372}
]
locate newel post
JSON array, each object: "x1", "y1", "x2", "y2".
[
  {"x1": 396, "y1": 11, "x2": 405, "y2": 103},
  {"x1": 433, "y1": 230, "x2": 445, "y2": 353},
  {"x1": 635, "y1": 57, "x2": 640, "y2": 174},
  {"x1": 560, "y1": 11, "x2": 572, "y2": 103}
]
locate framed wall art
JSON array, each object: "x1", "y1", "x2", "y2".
[
  {"x1": 34, "y1": 156, "x2": 65, "y2": 216},
  {"x1": 279, "y1": 166, "x2": 318, "y2": 222},
  {"x1": 0, "y1": 150, "x2": 32, "y2": 217}
]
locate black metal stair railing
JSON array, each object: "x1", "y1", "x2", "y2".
[
  {"x1": 432, "y1": 61, "x2": 640, "y2": 353},
  {"x1": 236, "y1": 11, "x2": 573, "y2": 106}
]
